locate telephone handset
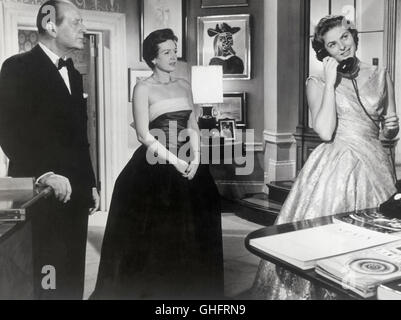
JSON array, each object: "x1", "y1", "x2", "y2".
[
  {"x1": 379, "y1": 193, "x2": 401, "y2": 219},
  {"x1": 336, "y1": 57, "x2": 359, "y2": 78},
  {"x1": 316, "y1": 47, "x2": 359, "y2": 78}
]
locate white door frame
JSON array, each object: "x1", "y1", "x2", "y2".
[{"x1": 0, "y1": 2, "x2": 128, "y2": 210}]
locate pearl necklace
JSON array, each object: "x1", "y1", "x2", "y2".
[{"x1": 151, "y1": 75, "x2": 174, "y2": 85}]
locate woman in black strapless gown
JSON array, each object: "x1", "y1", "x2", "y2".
[{"x1": 91, "y1": 29, "x2": 224, "y2": 300}]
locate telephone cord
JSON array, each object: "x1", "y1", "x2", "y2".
[{"x1": 351, "y1": 78, "x2": 398, "y2": 182}]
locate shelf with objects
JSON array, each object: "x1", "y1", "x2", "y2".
[
  {"x1": 198, "y1": 112, "x2": 245, "y2": 165},
  {"x1": 192, "y1": 65, "x2": 245, "y2": 163}
]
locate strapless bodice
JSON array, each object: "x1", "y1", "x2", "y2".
[
  {"x1": 149, "y1": 97, "x2": 192, "y2": 122},
  {"x1": 148, "y1": 97, "x2": 193, "y2": 150}
]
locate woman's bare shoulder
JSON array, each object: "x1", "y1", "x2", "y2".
[
  {"x1": 306, "y1": 75, "x2": 325, "y2": 91},
  {"x1": 133, "y1": 79, "x2": 152, "y2": 97},
  {"x1": 137, "y1": 76, "x2": 155, "y2": 86}
]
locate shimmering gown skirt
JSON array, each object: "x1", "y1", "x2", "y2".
[
  {"x1": 252, "y1": 67, "x2": 397, "y2": 300},
  {"x1": 92, "y1": 105, "x2": 224, "y2": 300}
]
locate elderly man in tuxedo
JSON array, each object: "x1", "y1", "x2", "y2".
[{"x1": 0, "y1": 0, "x2": 99, "y2": 299}]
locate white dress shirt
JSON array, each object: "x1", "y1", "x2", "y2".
[{"x1": 39, "y1": 42, "x2": 71, "y2": 94}]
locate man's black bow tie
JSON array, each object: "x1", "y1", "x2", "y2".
[{"x1": 57, "y1": 58, "x2": 74, "y2": 71}]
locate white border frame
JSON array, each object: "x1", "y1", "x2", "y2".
[
  {"x1": 218, "y1": 92, "x2": 247, "y2": 127},
  {"x1": 395, "y1": 3, "x2": 401, "y2": 167},
  {"x1": 219, "y1": 119, "x2": 236, "y2": 141}
]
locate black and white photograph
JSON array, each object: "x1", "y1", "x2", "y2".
[
  {"x1": 216, "y1": 92, "x2": 246, "y2": 127},
  {"x1": 219, "y1": 119, "x2": 236, "y2": 141},
  {"x1": 0, "y1": 0, "x2": 401, "y2": 309}
]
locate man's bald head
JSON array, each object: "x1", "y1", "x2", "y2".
[{"x1": 36, "y1": 0, "x2": 77, "y2": 35}]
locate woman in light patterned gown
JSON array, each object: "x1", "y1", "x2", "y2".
[
  {"x1": 92, "y1": 29, "x2": 224, "y2": 300},
  {"x1": 252, "y1": 15, "x2": 399, "y2": 300}
]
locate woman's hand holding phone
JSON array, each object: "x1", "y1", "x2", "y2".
[
  {"x1": 383, "y1": 113, "x2": 400, "y2": 132},
  {"x1": 323, "y1": 57, "x2": 339, "y2": 87}
]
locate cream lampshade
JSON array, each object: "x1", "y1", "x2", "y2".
[{"x1": 191, "y1": 66, "x2": 223, "y2": 130}]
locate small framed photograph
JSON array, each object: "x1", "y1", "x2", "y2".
[
  {"x1": 197, "y1": 14, "x2": 251, "y2": 80},
  {"x1": 219, "y1": 119, "x2": 236, "y2": 141},
  {"x1": 201, "y1": 0, "x2": 248, "y2": 8},
  {"x1": 128, "y1": 69, "x2": 153, "y2": 102},
  {"x1": 140, "y1": 0, "x2": 187, "y2": 61},
  {"x1": 215, "y1": 92, "x2": 246, "y2": 127}
]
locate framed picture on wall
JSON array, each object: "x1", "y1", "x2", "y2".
[
  {"x1": 201, "y1": 0, "x2": 248, "y2": 9},
  {"x1": 197, "y1": 14, "x2": 251, "y2": 80},
  {"x1": 140, "y1": 0, "x2": 187, "y2": 61},
  {"x1": 219, "y1": 119, "x2": 236, "y2": 141},
  {"x1": 128, "y1": 69, "x2": 153, "y2": 102},
  {"x1": 215, "y1": 92, "x2": 247, "y2": 127}
]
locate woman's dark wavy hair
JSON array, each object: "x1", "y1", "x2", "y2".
[
  {"x1": 312, "y1": 15, "x2": 359, "y2": 62},
  {"x1": 143, "y1": 28, "x2": 178, "y2": 69}
]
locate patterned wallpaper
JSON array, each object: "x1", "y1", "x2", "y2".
[
  {"x1": 18, "y1": 30, "x2": 38, "y2": 53},
  {"x1": 4, "y1": 0, "x2": 122, "y2": 12}
]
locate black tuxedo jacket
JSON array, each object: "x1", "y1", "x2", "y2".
[{"x1": 0, "y1": 45, "x2": 96, "y2": 208}]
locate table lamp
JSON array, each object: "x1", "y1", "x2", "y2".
[{"x1": 191, "y1": 66, "x2": 223, "y2": 130}]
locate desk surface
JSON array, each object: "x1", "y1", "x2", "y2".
[{"x1": 245, "y1": 210, "x2": 381, "y2": 300}]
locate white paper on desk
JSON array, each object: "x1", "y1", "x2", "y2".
[{"x1": 250, "y1": 221, "x2": 400, "y2": 270}]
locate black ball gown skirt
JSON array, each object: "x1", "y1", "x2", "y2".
[{"x1": 91, "y1": 111, "x2": 224, "y2": 300}]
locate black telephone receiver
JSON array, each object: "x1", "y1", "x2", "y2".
[
  {"x1": 315, "y1": 46, "x2": 359, "y2": 78},
  {"x1": 379, "y1": 193, "x2": 401, "y2": 218},
  {"x1": 336, "y1": 57, "x2": 359, "y2": 77},
  {"x1": 312, "y1": 40, "x2": 359, "y2": 78}
]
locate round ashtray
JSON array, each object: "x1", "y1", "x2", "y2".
[{"x1": 348, "y1": 259, "x2": 398, "y2": 275}]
